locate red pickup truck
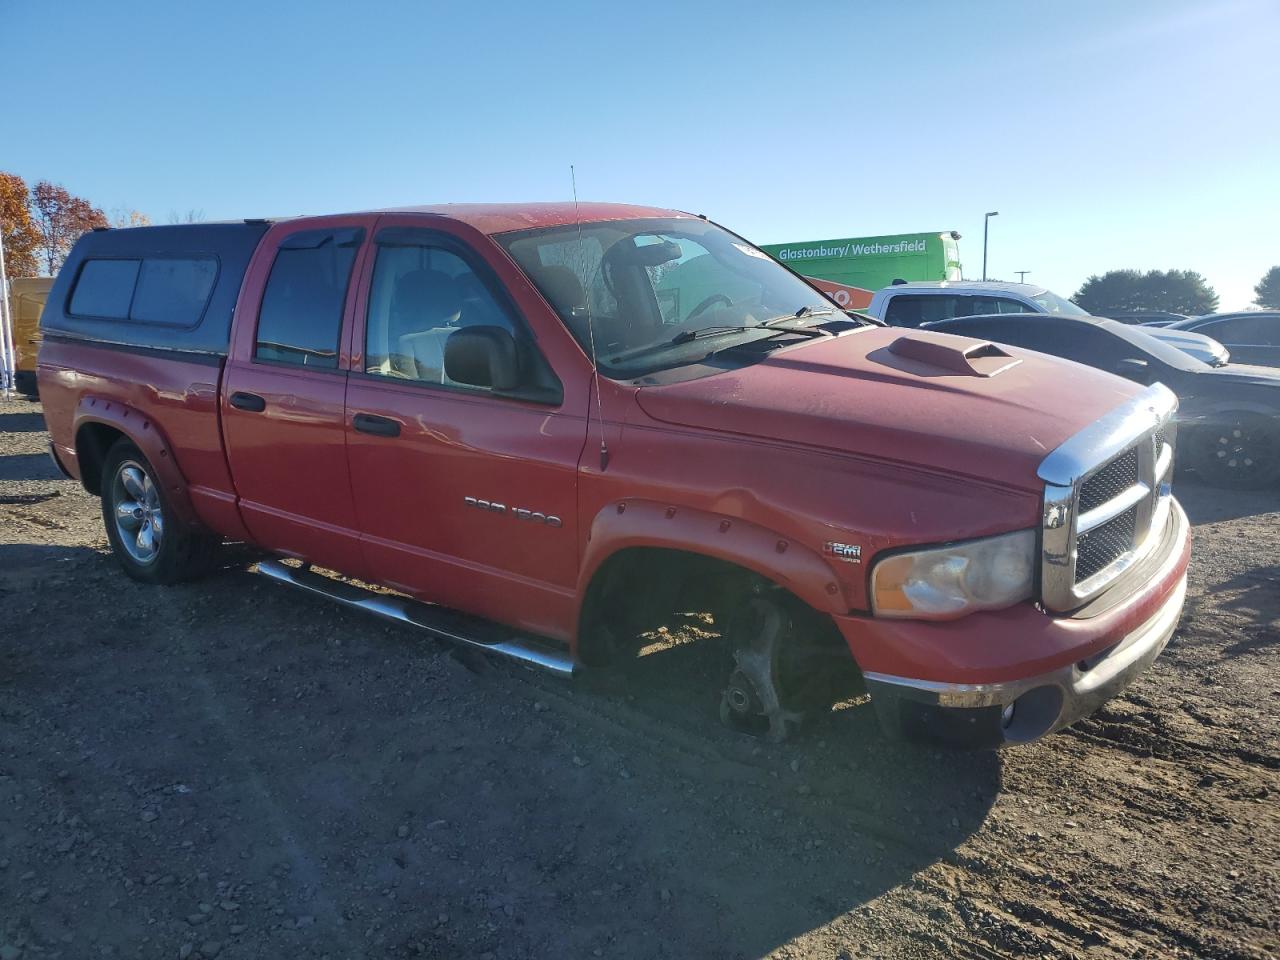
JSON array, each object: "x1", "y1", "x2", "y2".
[{"x1": 38, "y1": 203, "x2": 1191, "y2": 747}]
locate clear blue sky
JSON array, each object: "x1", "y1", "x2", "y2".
[{"x1": 4, "y1": 0, "x2": 1277, "y2": 308}]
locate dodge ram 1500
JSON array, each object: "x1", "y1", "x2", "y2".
[{"x1": 38, "y1": 203, "x2": 1191, "y2": 747}]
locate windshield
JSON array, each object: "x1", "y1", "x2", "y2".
[
  {"x1": 499, "y1": 218, "x2": 843, "y2": 376},
  {"x1": 1031, "y1": 289, "x2": 1091, "y2": 316}
]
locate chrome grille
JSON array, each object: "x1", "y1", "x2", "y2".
[
  {"x1": 1037, "y1": 384, "x2": 1179, "y2": 611},
  {"x1": 1075, "y1": 507, "x2": 1137, "y2": 581},
  {"x1": 1078, "y1": 447, "x2": 1139, "y2": 514}
]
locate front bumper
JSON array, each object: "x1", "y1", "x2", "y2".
[
  {"x1": 837, "y1": 500, "x2": 1190, "y2": 748},
  {"x1": 865, "y1": 572, "x2": 1185, "y2": 747}
]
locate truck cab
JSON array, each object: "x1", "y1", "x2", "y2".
[{"x1": 37, "y1": 204, "x2": 1191, "y2": 748}]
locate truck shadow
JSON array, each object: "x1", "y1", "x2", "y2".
[
  {"x1": 526, "y1": 624, "x2": 1002, "y2": 957},
  {"x1": 0, "y1": 543, "x2": 107, "y2": 595},
  {"x1": 1184, "y1": 564, "x2": 1280, "y2": 660},
  {"x1": 5, "y1": 549, "x2": 999, "y2": 960},
  {"x1": 0, "y1": 410, "x2": 48, "y2": 433},
  {"x1": 0, "y1": 452, "x2": 63, "y2": 482},
  {"x1": 205, "y1": 576, "x2": 1001, "y2": 957},
  {"x1": 1176, "y1": 477, "x2": 1280, "y2": 524}
]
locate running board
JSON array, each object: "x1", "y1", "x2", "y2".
[{"x1": 255, "y1": 560, "x2": 575, "y2": 677}]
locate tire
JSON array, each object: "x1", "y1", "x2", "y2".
[
  {"x1": 13, "y1": 371, "x2": 38, "y2": 398},
  {"x1": 1189, "y1": 414, "x2": 1280, "y2": 490},
  {"x1": 100, "y1": 439, "x2": 220, "y2": 584}
]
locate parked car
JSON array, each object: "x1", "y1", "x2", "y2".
[
  {"x1": 1157, "y1": 311, "x2": 1280, "y2": 368},
  {"x1": 866, "y1": 280, "x2": 1230, "y2": 366},
  {"x1": 1100, "y1": 311, "x2": 1188, "y2": 326},
  {"x1": 923, "y1": 313, "x2": 1280, "y2": 488},
  {"x1": 38, "y1": 205, "x2": 1190, "y2": 748}
]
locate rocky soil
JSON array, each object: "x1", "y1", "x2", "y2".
[{"x1": 1, "y1": 395, "x2": 1277, "y2": 959}]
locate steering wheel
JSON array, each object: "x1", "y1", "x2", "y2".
[{"x1": 686, "y1": 293, "x2": 733, "y2": 322}]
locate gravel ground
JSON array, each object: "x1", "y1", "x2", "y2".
[{"x1": 1, "y1": 395, "x2": 1277, "y2": 960}]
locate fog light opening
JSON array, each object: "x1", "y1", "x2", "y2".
[{"x1": 1000, "y1": 685, "x2": 1065, "y2": 743}]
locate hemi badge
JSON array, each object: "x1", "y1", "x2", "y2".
[{"x1": 825, "y1": 542, "x2": 862, "y2": 563}]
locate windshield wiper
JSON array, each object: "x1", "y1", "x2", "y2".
[
  {"x1": 668, "y1": 324, "x2": 755, "y2": 346},
  {"x1": 609, "y1": 320, "x2": 829, "y2": 365},
  {"x1": 761, "y1": 306, "x2": 836, "y2": 327}
]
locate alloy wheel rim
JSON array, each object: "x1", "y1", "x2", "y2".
[
  {"x1": 112, "y1": 460, "x2": 163, "y2": 564},
  {"x1": 1212, "y1": 424, "x2": 1270, "y2": 476}
]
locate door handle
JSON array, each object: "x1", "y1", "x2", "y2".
[
  {"x1": 230, "y1": 391, "x2": 266, "y2": 412},
  {"x1": 353, "y1": 413, "x2": 402, "y2": 437}
]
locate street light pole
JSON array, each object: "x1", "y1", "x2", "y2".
[
  {"x1": 1016, "y1": 270, "x2": 1030, "y2": 283},
  {"x1": 982, "y1": 211, "x2": 999, "y2": 281}
]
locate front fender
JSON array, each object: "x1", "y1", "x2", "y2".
[
  {"x1": 73, "y1": 396, "x2": 200, "y2": 526},
  {"x1": 577, "y1": 499, "x2": 851, "y2": 620}
]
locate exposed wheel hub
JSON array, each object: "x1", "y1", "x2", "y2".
[
  {"x1": 719, "y1": 597, "x2": 807, "y2": 742},
  {"x1": 723, "y1": 669, "x2": 762, "y2": 717}
]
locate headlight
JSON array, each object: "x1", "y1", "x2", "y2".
[{"x1": 871, "y1": 529, "x2": 1036, "y2": 620}]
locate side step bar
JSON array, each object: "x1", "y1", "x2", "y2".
[{"x1": 256, "y1": 560, "x2": 575, "y2": 677}]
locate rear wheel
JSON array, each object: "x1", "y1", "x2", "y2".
[
  {"x1": 1190, "y1": 414, "x2": 1280, "y2": 489},
  {"x1": 100, "y1": 439, "x2": 219, "y2": 583}
]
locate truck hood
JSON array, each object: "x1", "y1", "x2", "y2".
[{"x1": 633, "y1": 328, "x2": 1143, "y2": 493}]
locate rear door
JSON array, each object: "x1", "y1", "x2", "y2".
[
  {"x1": 221, "y1": 216, "x2": 376, "y2": 575},
  {"x1": 343, "y1": 217, "x2": 586, "y2": 639}
]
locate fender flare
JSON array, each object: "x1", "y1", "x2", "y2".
[
  {"x1": 72, "y1": 396, "x2": 200, "y2": 526},
  {"x1": 576, "y1": 499, "x2": 850, "y2": 624}
]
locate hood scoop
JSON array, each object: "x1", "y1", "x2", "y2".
[{"x1": 882, "y1": 335, "x2": 1021, "y2": 378}]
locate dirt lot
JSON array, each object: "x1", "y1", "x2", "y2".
[{"x1": 1, "y1": 395, "x2": 1277, "y2": 960}]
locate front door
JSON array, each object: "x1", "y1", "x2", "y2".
[
  {"x1": 344, "y1": 220, "x2": 586, "y2": 640},
  {"x1": 221, "y1": 217, "x2": 375, "y2": 576}
]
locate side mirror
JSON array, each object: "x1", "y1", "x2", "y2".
[
  {"x1": 444, "y1": 326, "x2": 520, "y2": 391},
  {"x1": 1114, "y1": 357, "x2": 1150, "y2": 382}
]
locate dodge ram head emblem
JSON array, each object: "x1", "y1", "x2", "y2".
[
  {"x1": 465, "y1": 497, "x2": 562, "y2": 528},
  {"x1": 824, "y1": 541, "x2": 862, "y2": 563}
]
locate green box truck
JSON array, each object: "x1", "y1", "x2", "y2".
[{"x1": 759, "y1": 231, "x2": 962, "y2": 310}]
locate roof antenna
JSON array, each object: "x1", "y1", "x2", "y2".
[{"x1": 572, "y1": 164, "x2": 609, "y2": 471}]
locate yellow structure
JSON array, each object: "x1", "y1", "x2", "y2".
[{"x1": 9, "y1": 276, "x2": 53, "y2": 392}]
